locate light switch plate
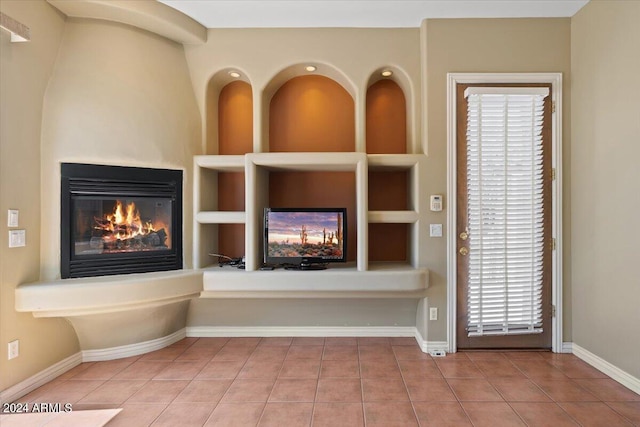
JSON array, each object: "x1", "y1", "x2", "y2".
[
  {"x1": 429, "y1": 224, "x2": 443, "y2": 237},
  {"x1": 8, "y1": 229, "x2": 26, "y2": 248},
  {"x1": 7, "y1": 210, "x2": 18, "y2": 227}
]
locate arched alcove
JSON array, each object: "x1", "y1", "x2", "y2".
[
  {"x1": 366, "y1": 66, "x2": 415, "y2": 154},
  {"x1": 366, "y1": 79, "x2": 406, "y2": 154},
  {"x1": 261, "y1": 63, "x2": 357, "y2": 153},
  {"x1": 218, "y1": 80, "x2": 253, "y2": 155},
  {"x1": 269, "y1": 75, "x2": 355, "y2": 152},
  {"x1": 205, "y1": 68, "x2": 252, "y2": 154}
]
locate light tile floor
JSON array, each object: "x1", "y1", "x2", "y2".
[{"x1": 14, "y1": 337, "x2": 640, "y2": 426}]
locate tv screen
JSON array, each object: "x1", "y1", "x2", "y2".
[{"x1": 264, "y1": 208, "x2": 347, "y2": 269}]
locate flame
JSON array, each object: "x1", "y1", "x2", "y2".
[{"x1": 95, "y1": 200, "x2": 164, "y2": 243}]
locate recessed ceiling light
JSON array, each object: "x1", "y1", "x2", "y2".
[
  {"x1": 305, "y1": 65, "x2": 317, "y2": 72},
  {"x1": 228, "y1": 71, "x2": 241, "y2": 78},
  {"x1": 381, "y1": 70, "x2": 393, "y2": 77}
]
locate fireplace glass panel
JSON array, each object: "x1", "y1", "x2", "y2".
[{"x1": 73, "y1": 197, "x2": 173, "y2": 256}]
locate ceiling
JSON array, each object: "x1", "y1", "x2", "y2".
[{"x1": 158, "y1": 0, "x2": 589, "y2": 29}]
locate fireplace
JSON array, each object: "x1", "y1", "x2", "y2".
[{"x1": 61, "y1": 163, "x2": 183, "y2": 278}]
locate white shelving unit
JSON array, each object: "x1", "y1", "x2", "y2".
[{"x1": 194, "y1": 152, "x2": 430, "y2": 296}]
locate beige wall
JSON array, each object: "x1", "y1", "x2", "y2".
[
  {"x1": 425, "y1": 18, "x2": 572, "y2": 341},
  {"x1": 0, "y1": 0, "x2": 79, "y2": 391},
  {"x1": 40, "y1": 18, "x2": 201, "y2": 280},
  {"x1": 571, "y1": 0, "x2": 640, "y2": 378}
]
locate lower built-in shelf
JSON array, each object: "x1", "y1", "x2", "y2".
[{"x1": 200, "y1": 263, "x2": 429, "y2": 298}]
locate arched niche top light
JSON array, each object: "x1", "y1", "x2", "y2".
[
  {"x1": 263, "y1": 62, "x2": 357, "y2": 103},
  {"x1": 206, "y1": 68, "x2": 253, "y2": 99},
  {"x1": 366, "y1": 66, "x2": 412, "y2": 97}
]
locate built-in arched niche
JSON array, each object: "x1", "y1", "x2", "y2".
[
  {"x1": 262, "y1": 63, "x2": 357, "y2": 153},
  {"x1": 205, "y1": 68, "x2": 253, "y2": 155},
  {"x1": 205, "y1": 68, "x2": 253, "y2": 258},
  {"x1": 366, "y1": 67, "x2": 411, "y2": 262},
  {"x1": 366, "y1": 66, "x2": 414, "y2": 154}
]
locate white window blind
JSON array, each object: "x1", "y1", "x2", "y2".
[{"x1": 464, "y1": 87, "x2": 549, "y2": 337}]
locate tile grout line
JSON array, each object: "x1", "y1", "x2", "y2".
[
  {"x1": 144, "y1": 336, "x2": 204, "y2": 426},
  {"x1": 358, "y1": 342, "x2": 367, "y2": 427},
  {"x1": 602, "y1": 401, "x2": 638, "y2": 426},
  {"x1": 240, "y1": 337, "x2": 268, "y2": 426},
  {"x1": 394, "y1": 345, "x2": 425, "y2": 426},
  {"x1": 475, "y1": 353, "x2": 592, "y2": 427},
  {"x1": 308, "y1": 342, "x2": 326, "y2": 427}
]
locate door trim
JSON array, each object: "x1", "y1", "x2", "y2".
[{"x1": 446, "y1": 73, "x2": 563, "y2": 353}]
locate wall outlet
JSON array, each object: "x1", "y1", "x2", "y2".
[
  {"x1": 429, "y1": 224, "x2": 443, "y2": 237},
  {"x1": 8, "y1": 340, "x2": 19, "y2": 360},
  {"x1": 429, "y1": 307, "x2": 438, "y2": 320}
]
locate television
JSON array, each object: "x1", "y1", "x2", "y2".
[{"x1": 264, "y1": 207, "x2": 347, "y2": 270}]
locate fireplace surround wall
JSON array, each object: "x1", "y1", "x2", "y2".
[{"x1": 61, "y1": 163, "x2": 183, "y2": 278}]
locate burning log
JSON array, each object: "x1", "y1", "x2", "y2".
[{"x1": 88, "y1": 200, "x2": 170, "y2": 251}]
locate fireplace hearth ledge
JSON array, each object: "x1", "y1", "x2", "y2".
[
  {"x1": 15, "y1": 270, "x2": 202, "y2": 318},
  {"x1": 15, "y1": 270, "x2": 202, "y2": 350}
]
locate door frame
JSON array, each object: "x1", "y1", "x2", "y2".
[{"x1": 446, "y1": 73, "x2": 564, "y2": 353}]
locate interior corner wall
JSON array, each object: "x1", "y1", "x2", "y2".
[
  {"x1": 0, "y1": 0, "x2": 79, "y2": 392},
  {"x1": 424, "y1": 17, "x2": 572, "y2": 342},
  {"x1": 40, "y1": 18, "x2": 202, "y2": 281},
  {"x1": 570, "y1": 0, "x2": 640, "y2": 378}
]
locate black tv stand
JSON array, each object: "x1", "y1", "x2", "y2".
[{"x1": 284, "y1": 262, "x2": 327, "y2": 271}]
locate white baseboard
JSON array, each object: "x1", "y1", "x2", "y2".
[
  {"x1": 414, "y1": 328, "x2": 428, "y2": 352},
  {"x1": 0, "y1": 352, "x2": 82, "y2": 405},
  {"x1": 82, "y1": 328, "x2": 187, "y2": 362},
  {"x1": 186, "y1": 325, "x2": 417, "y2": 338},
  {"x1": 572, "y1": 343, "x2": 640, "y2": 395},
  {"x1": 562, "y1": 342, "x2": 573, "y2": 353},
  {"x1": 1, "y1": 329, "x2": 187, "y2": 403},
  {"x1": 188, "y1": 326, "x2": 450, "y2": 355}
]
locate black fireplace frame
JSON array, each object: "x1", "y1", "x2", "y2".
[{"x1": 61, "y1": 163, "x2": 183, "y2": 279}]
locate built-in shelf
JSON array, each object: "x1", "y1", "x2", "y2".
[
  {"x1": 249, "y1": 152, "x2": 366, "y2": 171},
  {"x1": 194, "y1": 152, "x2": 429, "y2": 272},
  {"x1": 200, "y1": 263, "x2": 429, "y2": 298},
  {"x1": 368, "y1": 211, "x2": 419, "y2": 223},
  {"x1": 195, "y1": 155, "x2": 245, "y2": 171},
  {"x1": 196, "y1": 211, "x2": 245, "y2": 224},
  {"x1": 367, "y1": 154, "x2": 425, "y2": 170}
]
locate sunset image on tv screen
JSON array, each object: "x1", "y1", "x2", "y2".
[{"x1": 267, "y1": 211, "x2": 344, "y2": 259}]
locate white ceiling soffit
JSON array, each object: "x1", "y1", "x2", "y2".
[{"x1": 158, "y1": 0, "x2": 589, "y2": 29}]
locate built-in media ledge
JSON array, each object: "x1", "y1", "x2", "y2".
[{"x1": 200, "y1": 263, "x2": 429, "y2": 298}]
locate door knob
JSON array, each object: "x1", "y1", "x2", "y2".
[
  {"x1": 459, "y1": 231, "x2": 468, "y2": 241},
  {"x1": 459, "y1": 247, "x2": 469, "y2": 256}
]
